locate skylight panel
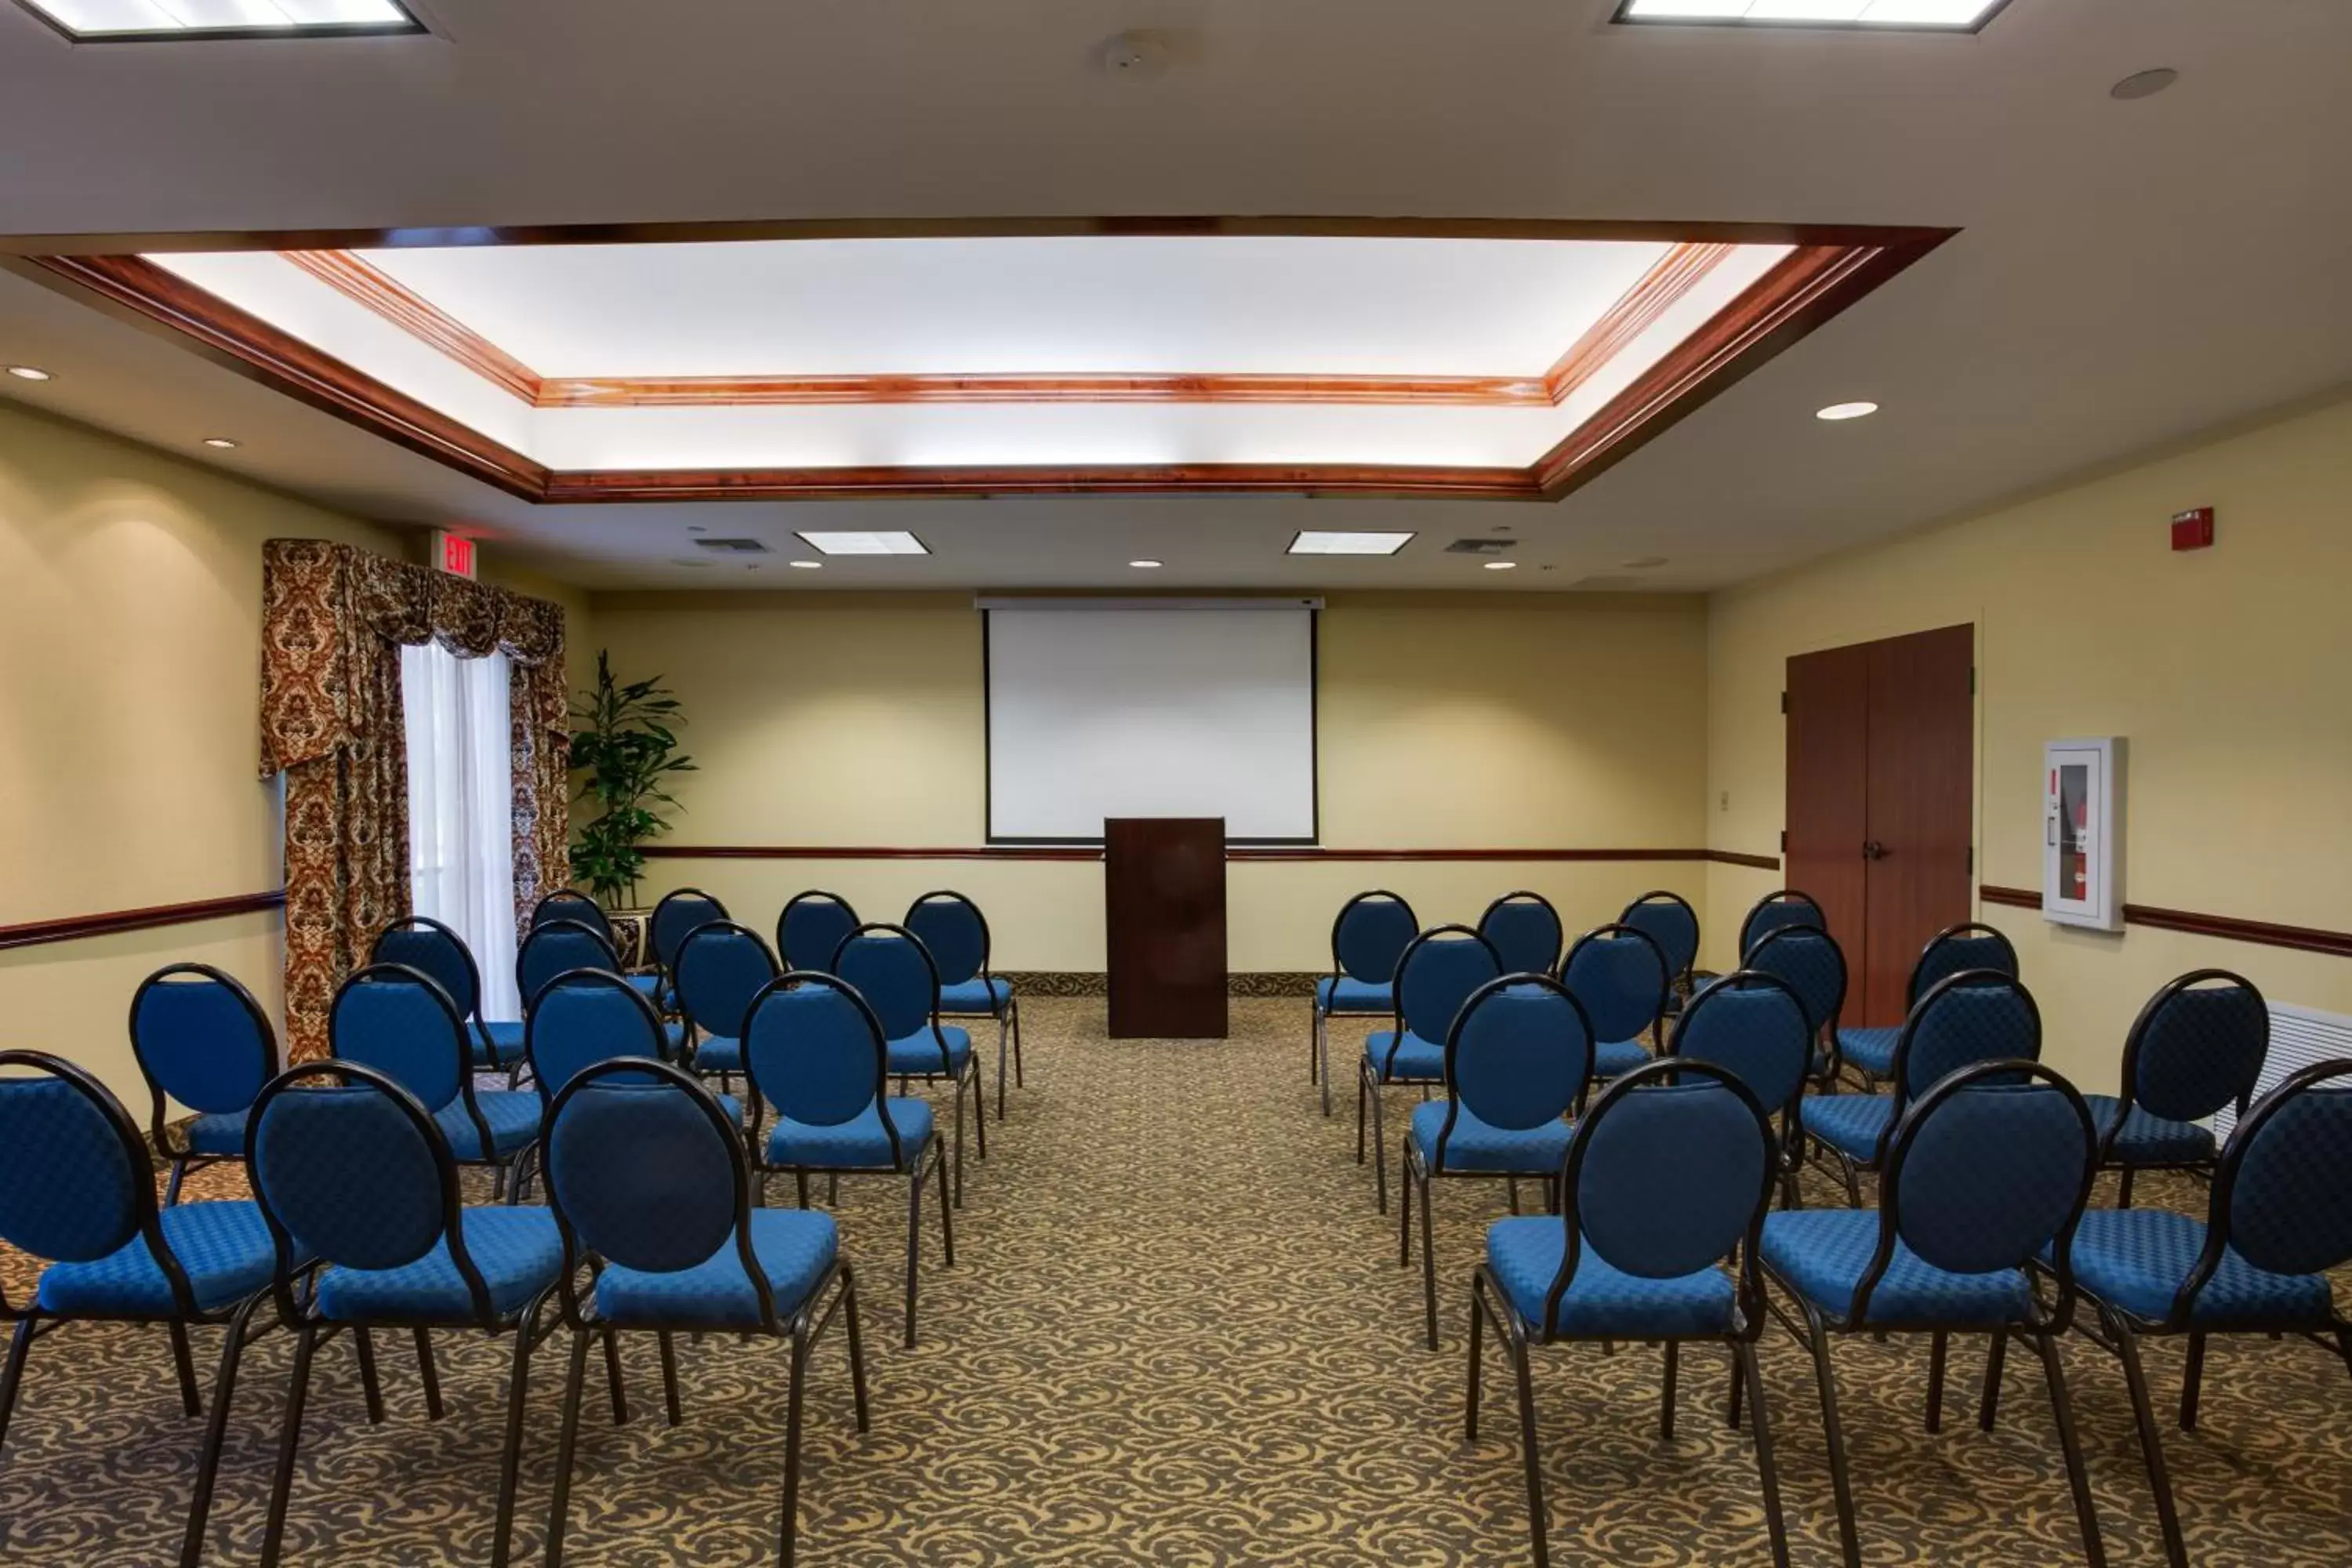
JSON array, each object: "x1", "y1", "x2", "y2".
[
  {"x1": 1287, "y1": 532, "x2": 1415, "y2": 557},
  {"x1": 16, "y1": 0, "x2": 420, "y2": 40},
  {"x1": 1617, "y1": 0, "x2": 2004, "y2": 29},
  {"x1": 796, "y1": 532, "x2": 931, "y2": 557}
]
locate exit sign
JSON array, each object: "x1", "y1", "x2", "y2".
[{"x1": 431, "y1": 530, "x2": 477, "y2": 578}]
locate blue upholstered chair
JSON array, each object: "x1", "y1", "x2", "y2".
[
  {"x1": 1359, "y1": 924, "x2": 1501, "y2": 1212},
  {"x1": 129, "y1": 963, "x2": 280, "y2": 1206},
  {"x1": 1468, "y1": 1058, "x2": 1788, "y2": 1568},
  {"x1": 374, "y1": 916, "x2": 520, "y2": 1080},
  {"x1": 1744, "y1": 924, "x2": 1849, "y2": 1087},
  {"x1": 746, "y1": 971, "x2": 952, "y2": 1348},
  {"x1": 1399, "y1": 974, "x2": 1594, "y2": 1348},
  {"x1": 834, "y1": 921, "x2": 986, "y2": 1207},
  {"x1": 525, "y1": 967, "x2": 742, "y2": 1134},
  {"x1": 1315, "y1": 890, "x2": 1418, "y2": 1117},
  {"x1": 0, "y1": 1050, "x2": 291, "y2": 1568},
  {"x1": 1666, "y1": 971, "x2": 1815, "y2": 1210},
  {"x1": 522, "y1": 917, "x2": 688, "y2": 1061},
  {"x1": 906, "y1": 890, "x2": 1023, "y2": 1121},
  {"x1": 246, "y1": 1059, "x2": 565, "y2": 1568},
  {"x1": 1738, "y1": 888, "x2": 1824, "y2": 956},
  {"x1": 1478, "y1": 890, "x2": 1565, "y2": 977},
  {"x1": 1759, "y1": 1060, "x2": 2103, "y2": 1568},
  {"x1": 540, "y1": 1058, "x2": 869, "y2": 1568},
  {"x1": 777, "y1": 889, "x2": 859, "y2": 972},
  {"x1": 1799, "y1": 970, "x2": 2039, "y2": 1208},
  {"x1": 1836, "y1": 923, "x2": 2018, "y2": 1087},
  {"x1": 2057, "y1": 1058, "x2": 2352, "y2": 1568},
  {"x1": 1558, "y1": 924, "x2": 1671, "y2": 1080},
  {"x1": 329, "y1": 964, "x2": 541, "y2": 1200},
  {"x1": 648, "y1": 887, "x2": 731, "y2": 1007},
  {"x1": 533, "y1": 890, "x2": 660, "y2": 1004},
  {"x1": 673, "y1": 920, "x2": 782, "y2": 1094},
  {"x1": 2087, "y1": 969, "x2": 2269, "y2": 1207},
  {"x1": 1619, "y1": 889, "x2": 1701, "y2": 1012}
]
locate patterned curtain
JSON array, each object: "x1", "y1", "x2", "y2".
[{"x1": 260, "y1": 540, "x2": 568, "y2": 1059}]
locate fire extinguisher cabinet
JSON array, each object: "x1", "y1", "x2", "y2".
[{"x1": 2042, "y1": 737, "x2": 2125, "y2": 931}]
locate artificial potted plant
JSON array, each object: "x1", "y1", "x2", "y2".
[{"x1": 568, "y1": 651, "x2": 695, "y2": 966}]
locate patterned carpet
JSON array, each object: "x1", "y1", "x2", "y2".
[{"x1": 3, "y1": 996, "x2": 2350, "y2": 1565}]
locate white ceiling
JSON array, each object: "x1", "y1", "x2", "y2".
[{"x1": 2, "y1": 0, "x2": 2349, "y2": 590}]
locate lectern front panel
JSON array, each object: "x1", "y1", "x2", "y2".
[{"x1": 1105, "y1": 817, "x2": 1228, "y2": 1039}]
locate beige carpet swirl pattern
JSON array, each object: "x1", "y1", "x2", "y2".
[{"x1": 3, "y1": 996, "x2": 2350, "y2": 1564}]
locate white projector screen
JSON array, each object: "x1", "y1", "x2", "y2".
[{"x1": 985, "y1": 602, "x2": 1318, "y2": 843}]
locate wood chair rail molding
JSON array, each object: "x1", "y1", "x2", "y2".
[
  {"x1": 0, "y1": 891, "x2": 288, "y2": 953},
  {"x1": 639, "y1": 844, "x2": 1784, "y2": 867},
  {"x1": 1980, "y1": 884, "x2": 2352, "y2": 959}
]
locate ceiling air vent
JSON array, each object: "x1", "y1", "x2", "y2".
[
  {"x1": 693, "y1": 537, "x2": 771, "y2": 554},
  {"x1": 1444, "y1": 538, "x2": 1517, "y2": 555}
]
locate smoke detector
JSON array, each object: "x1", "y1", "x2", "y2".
[{"x1": 1098, "y1": 31, "x2": 1172, "y2": 79}]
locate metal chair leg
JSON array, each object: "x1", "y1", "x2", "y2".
[
  {"x1": 658, "y1": 1331, "x2": 683, "y2": 1427},
  {"x1": 2032, "y1": 1328, "x2": 2107, "y2": 1566},
  {"x1": 1727, "y1": 1343, "x2": 1744, "y2": 1430},
  {"x1": 415, "y1": 1326, "x2": 444, "y2": 1420},
  {"x1": 2180, "y1": 1331, "x2": 2205, "y2": 1431},
  {"x1": 1661, "y1": 1340, "x2": 1679, "y2": 1440},
  {"x1": 1740, "y1": 1340, "x2": 1792, "y2": 1568},
  {"x1": 840, "y1": 1265, "x2": 871, "y2": 1433},
  {"x1": 906, "y1": 1160, "x2": 927, "y2": 1350},
  {"x1": 180, "y1": 1294, "x2": 265, "y2": 1568},
  {"x1": 1009, "y1": 1000, "x2": 1023, "y2": 1090},
  {"x1": 1354, "y1": 1065, "x2": 1369, "y2": 1165},
  {"x1": 1416, "y1": 1153, "x2": 1439, "y2": 1351},
  {"x1": 488, "y1": 1312, "x2": 539, "y2": 1568},
  {"x1": 1510, "y1": 1324, "x2": 1549, "y2": 1568},
  {"x1": 1370, "y1": 1078, "x2": 1391, "y2": 1214},
  {"x1": 259, "y1": 1322, "x2": 318, "y2": 1568},
  {"x1": 995, "y1": 1013, "x2": 1009, "y2": 1121},
  {"x1": 543, "y1": 1330, "x2": 592, "y2": 1568},
  {"x1": 1507, "y1": 1176, "x2": 1522, "y2": 1215},
  {"x1": 1926, "y1": 1329, "x2": 1947, "y2": 1432},
  {"x1": 2117, "y1": 1166, "x2": 2136, "y2": 1210},
  {"x1": 970, "y1": 1059, "x2": 988, "y2": 1161},
  {"x1": 1980, "y1": 1329, "x2": 2007, "y2": 1430},
  {"x1": 1318, "y1": 1008, "x2": 1334, "y2": 1118},
  {"x1": 2114, "y1": 1323, "x2": 2189, "y2": 1568},
  {"x1": 603, "y1": 1326, "x2": 628, "y2": 1424},
  {"x1": 165, "y1": 1156, "x2": 190, "y2": 1209},
  {"x1": 354, "y1": 1326, "x2": 384, "y2": 1424},
  {"x1": 168, "y1": 1319, "x2": 203, "y2": 1417},
  {"x1": 778, "y1": 1330, "x2": 811, "y2": 1568},
  {"x1": 952, "y1": 1073, "x2": 967, "y2": 1208},
  {"x1": 1803, "y1": 1316, "x2": 1862, "y2": 1568},
  {"x1": 1465, "y1": 1276, "x2": 1487, "y2": 1443},
  {"x1": 0, "y1": 1318, "x2": 31, "y2": 1456}
]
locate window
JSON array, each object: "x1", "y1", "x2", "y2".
[
  {"x1": 14, "y1": 0, "x2": 423, "y2": 43},
  {"x1": 401, "y1": 640, "x2": 520, "y2": 1022}
]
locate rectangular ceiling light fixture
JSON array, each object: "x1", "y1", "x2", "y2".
[
  {"x1": 1616, "y1": 0, "x2": 2005, "y2": 30},
  {"x1": 14, "y1": 0, "x2": 423, "y2": 42},
  {"x1": 1286, "y1": 531, "x2": 1415, "y2": 557},
  {"x1": 795, "y1": 530, "x2": 931, "y2": 557}
]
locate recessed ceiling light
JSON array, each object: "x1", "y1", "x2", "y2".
[
  {"x1": 787, "y1": 560, "x2": 823, "y2": 570},
  {"x1": 1287, "y1": 531, "x2": 1414, "y2": 557},
  {"x1": 795, "y1": 531, "x2": 928, "y2": 557},
  {"x1": 1617, "y1": 0, "x2": 2004, "y2": 28},
  {"x1": 15, "y1": 0, "x2": 424, "y2": 42},
  {"x1": 1484, "y1": 560, "x2": 1519, "y2": 571},
  {"x1": 1816, "y1": 401, "x2": 1879, "y2": 421},
  {"x1": 5, "y1": 365, "x2": 53, "y2": 382},
  {"x1": 201, "y1": 437, "x2": 239, "y2": 450},
  {"x1": 2110, "y1": 68, "x2": 2180, "y2": 101},
  {"x1": 1130, "y1": 559, "x2": 1163, "y2": 569}
]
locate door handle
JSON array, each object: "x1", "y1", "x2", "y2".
[{"x1": 1861, "y1": 840, "x2": 1886, "y2": 861}]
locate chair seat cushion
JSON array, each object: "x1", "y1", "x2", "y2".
[
  {"x1": 2056, "y1": 1209, "x2": 2332, "y2": 1327},
  {"x1": 37, "y1": 1200, "x2": 281, "y2": 1316},
  {"x1": 768, "y1": 1099, "x2": 935, "y2": 1170},
  {"x1": 692, "y1": 1034, "x2": 742, "y2": 1073},
  {"x1": 1363, "y1": 1030, "x2": 1443, "y2": 1082},
  {"x1": 476, "y1": 1020, "x2": 526, "y2": 1068},
  {"x1": 628, "y1": 973, "x2": 662, "y2": 999},
  {"x1": 315, "y1": 1207, "x2": 563, "y2": 1324},
  {"x1": 938, "y1": 977, "x2": 1013, "y2": 1016},
  {"x1": 1801, "y1": 1094, "x2": 1895, "y2": 1163},
  {"x1": 182, "y1": 1109, "x2": 249, "y2": 1157},
  {"x1": 1594, "y1": 1039, "x2": 1651, "y2": 1079},
  {"x1": 1486, "y1": 1216, "x2": 1737, "y2": 1338},
  {"x1": 2083, "y1": 1095, "x2": 2217, "y2": 1168},
  {"x1": 1316, "y1": 975, "x2": 1394, "y2": 1016},
  {"x1": 1761, "y1": 1209, "x2": 2028, "y2": 1327},
  {"x1": 434, "y1": 1091, "x2": 543, "y2": 1162},
  {"x1": 886, "y1": 1028, "x2": 972, "y2": 1077},
  {"x1": 1836, "y1": 1025, "x2": 1900, "y2": 1079},
  {"x1": 594, "y1": 1207, "x2": 840, "y2": 1330},
  {"x1": 1411, "y1": 1101, "x2": 1570, "y2": 1174}
]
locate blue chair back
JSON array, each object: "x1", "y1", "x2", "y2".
[
  {"x1": 1911, "y1": 922, "x2": 2019, "y2": 1004},
  {"x1": 1331, "y1": 891, "x2": 1417, "y2": 985},
  {"x1": 371, "y1": 919, "x2": 484, "y2": 1023},
  {"x1": 1668, "y1": 971, "x2": 1813, "y2": 1121},
  {"x1": 1439, "y1": 976, "x2": 1593, "y2": 1160},
  {"x1": 1478, "y1": 891, "x2": 1564, "y2": 976},
  {"x1": 905, "y1": 891, "x2": 990, "y2": 986},
  {"x1": 1875, "y1": 1062, "x2": 2094, "y2": 1315},
  {"x1": 777, "y1": 891, "x2": 859, "y2": 973},
  {"x1": 2119, "y1": 969, "x2": 2270, "y2": 1127},
  {"x1": 1620, "y1": 891, "x2": 1700, "y2": 984},
  {"x1": 128, "y1": 963, "x2": 278, "y2": 1139},
  {"x1": 543, "y1": 1060, "x2": 772, "y2": 1323},
  {"x1": 1743, "y1": 924, "x2": 1848, "y2": 1041},
  {"x1": 1537, "y1": 1058, "x2": 1774, "y2": 1337},
  {"x1": 1393, "y1": 925, "x2": 1503, "y2": 1045},
  {"x1": 1889, "y1": 970, "x2": 2041, "y2": 1106},
  {"x1": 649, "y1": 888, "x2": 731, "y2": 972},
  {"x1": 744, "y1": 974, "x2": 913, "y2": 1166},
  {"x1": 330, "y1": 964, "x2": 469, "y2": 1112},
  {"x1": 833, "y1": 923, "x2": 943, "y2": 1045},
  {"x1": 532, "y1": 890, "x2": 614, "y2": 945},
  {"x1": 2211, "y1": 1059, "x2": 2352, "y2": 1283},
  {"x1": 1559, "y1": 924, "x2": 1669, "y2": 1045},
  {"x1": 1739, "y1": 889, "x2": 1824, "y2": 956},
  {"x1": 519, "y1": 919, "x2": 622, "y2": 1010},
  {"x1": 673, "y1": 921, "x2": 780, "y2": 1042},
  {"x1": 528, "y1": 970, "x2": 671, "y2": 1102},
  {"x1": 0, "y1": 1051, "x2": 157, "y2": 1272}
]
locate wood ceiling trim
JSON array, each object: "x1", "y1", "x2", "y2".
[{"x1": 285, "y1": 248, "x2": 541, "y2": 402}]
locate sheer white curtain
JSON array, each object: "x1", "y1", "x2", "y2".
[{"x1": 401, "y1": 640, "x2": 521, "y2": 1022}]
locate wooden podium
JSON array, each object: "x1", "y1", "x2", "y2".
[{"x1": 1104, "y1": 817, "x2": 1228, "y2": 1039}]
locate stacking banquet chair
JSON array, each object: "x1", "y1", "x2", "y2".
[
  {"x1": 1835, "y1": 923, "x2": 2018, "y2": 1089},
  {"x1": 1468, "y1": 1058, "x2": 1789, "y2": 1568},
  {"x1": 1558, "y1": 924, "x2": 1671, "y2": 1081},
  {"x1": 673, "y1": 920, "x2": 782, "y2": 1102},
  {"x1": 533, "y1": 890, "x2": 661, "y2": 1005},
  {"x1": 744, "y1": 971, "x2": 953, "y2": 1347},
  {"x1": 648, "y1": 887, "x2": 731, "y2": 1009},
  {"x1": 527, "y1": 967, "x2": 746, "y2": 1166},
  {"x1": 2054, "y1": 1058, "x2": 2352, "y2": 1568},
  {"x1": 522, "y1": 918, "x2": 688, "y2": 1058},
  {"x1": 1799, "y1": 970, "x2": 2040, "y2": 1208},
  {"x1": 777, "y1": 889, "x2": 859, "y2": 973},
  {"x1": 0, "y1": 1050, "x2": 292, "y2": 1568},
  {"x1": 129, "y1": 962, "x2": 280, "y2": 1206},
  {"x1": 1744, "y1": 923, "x2": 1849, "y2": 1087},
  {"x1": 1399, "y1": 974, "x2": 1595, "y2": 1349},
  {"x1": 1665, "y1": 971, "x2": 1816, "y2": 1210},
  {"x1": 833, "y1": 922, "x2": 986, "y2": 1205},
  {"x1": 1477, "y1": 890, "x2": 1565, "y2": 977},
  {"x1": 1359, "y1": 925, "x2": 1501, "y2": 1213},
  {"x1": 1619, "y1": 889, "x2": 1700, "y2": 1014},
  {"x1": 245, "y1": 1059, "x2": 565, "y2": 1568},
  {"x1": 2085, "y1": 969, "x2": 2269, "y2": 1207},
  {"x1": 1759, "y1": 1060, "x2": 2106, "y2": 1568},
  {"x1": 1738, "y1": 888, "x2": 1825, "y2": 957},
  {"x1": 374, "y1": 916, "x2": 525, "y2": 1083},
  {"x1": 906, "y1": 890, "x2": 1024, "y2": 1121},
  {"x1": 330, "y1": 964, "x2": 542, "y2": 1202},
  {"x1": 541, "y1": 1058, "x2": 869, "y2": 1568},
  {"x1": 1314, "y1": 890, "x2": 1418, "y2": 1118}
]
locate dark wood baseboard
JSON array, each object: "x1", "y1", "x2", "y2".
[
  {"x1": 1979, "y1": 884, "x2": 2352, "y2": 959},
  {"x1": 0, "y1": 890, "x2": 287, "y2": 953}
]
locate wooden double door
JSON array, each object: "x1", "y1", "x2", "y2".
[{"x1": 1784, "y1": 624, "x2": 1974, "y2": 1029}]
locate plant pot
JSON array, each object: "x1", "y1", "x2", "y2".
[{"x1": 604, "y1": 907, "x2": 652, "y2": 971}]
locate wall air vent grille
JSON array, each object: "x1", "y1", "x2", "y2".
[{"x1": 693, "y1": 538, "x2": 772, "y2": 554}]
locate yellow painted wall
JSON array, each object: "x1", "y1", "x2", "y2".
[
  {"x1": 586, "y1": 590, "x2": 1715, "y2": 970},
  {"x1": 1704, "y1": 392, "x2": 2352, "y2": 1090}
]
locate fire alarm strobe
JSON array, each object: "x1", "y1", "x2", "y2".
[{"x1": 2171, "y1": 506, "x2": 2215, "y2": 551}]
